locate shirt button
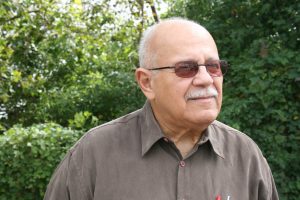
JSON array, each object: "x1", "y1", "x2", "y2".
[
  {"x1": 163, "y1": 137, "x2": 169, "y2": 142},
  {"x1": 179, "y1": 160, "x2": 185, "y2": 167}
]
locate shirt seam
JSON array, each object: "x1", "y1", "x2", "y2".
[
  {"x1": 68, "y1": 151, "x2": 87, "y2": 198},
  {"x1": 86, "y1": 112, "x2": 140, "y2": 134},
  {"x1": 211, "y1": 121, "x2": 257, "y2": 147}
]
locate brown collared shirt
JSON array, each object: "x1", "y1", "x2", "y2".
[{"x1": 44, "y1": 101, "x2": 279, "y2": 200}]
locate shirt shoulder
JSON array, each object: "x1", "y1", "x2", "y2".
[
  {"x1": 52, "y1": 109, "x2": 144, "y2": 198},
  {"x1": 89, "y1": 108, "x2": 142, "y2": 136},
  {"x1": 70, "y1": 108, "x2": 142, "y2": 152},
  {"x1": 210, "y1": 120, "x2": 267, "y2": 163},
  {"x1": 211, "y1": 120, "x2": 252, "y2": 139}
]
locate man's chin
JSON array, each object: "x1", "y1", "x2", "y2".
[
  {"x1": 185, "y1": 109, "x2": 219, "y2": 126},
  {"x1": 186, "y1": 96, "x2": 217, "y2": 105}
]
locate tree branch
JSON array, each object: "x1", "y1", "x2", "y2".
[
  {"x1": 0, "y1": 10, "x2": 40, "y2": 25},
  {"x1": 146, "y1": 0, "x2": 159, "y2": 23}
]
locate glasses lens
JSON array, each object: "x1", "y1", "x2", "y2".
[
  {"x1": 205, "y1": 60, "x2": 221, "y2": 76},
  {"x1": 206, "y1": 60, "x2": 228, "y2": 76},
  {"x1": 174, "y1": 61, "x2": 198, "y2": 78},
  {"x1": 220, "y1": 60, "x2": 229, "y2": 75}
]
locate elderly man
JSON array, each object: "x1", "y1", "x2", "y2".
[{"x1": 44, "y1": 18, "x2": 279, "y2": 200}]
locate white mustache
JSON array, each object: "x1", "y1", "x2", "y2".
[{"x1": 185, "y1": 87, "x2": 218, "y2": 100}]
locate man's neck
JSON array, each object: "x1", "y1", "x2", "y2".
[
  {"x1": 152, "y1": 109, "x2": 207, "y2": 157},
  {"x1": 161, "y1": 124, "x2": 204, "y2": 157}
]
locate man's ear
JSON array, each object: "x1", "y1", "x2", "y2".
[{"x1": 135, "y1": 68, "x2": 155, "y2": 100}]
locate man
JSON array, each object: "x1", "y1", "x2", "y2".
[{"x1": 44, "y1": 18, "x2": 279, "y2": 200}]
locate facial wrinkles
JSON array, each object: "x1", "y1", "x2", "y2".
[{"x1": 185, "y1": 86, "x2": 218, "y2": 101}]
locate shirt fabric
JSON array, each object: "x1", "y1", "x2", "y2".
[{"x1": 44, "y1": 101, "x2": 279, "y2": 200}]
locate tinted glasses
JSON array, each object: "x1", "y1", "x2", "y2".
[{"x1": 149, "y1": 60, "x2": 229, "y2": 78}]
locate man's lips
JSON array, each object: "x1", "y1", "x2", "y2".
[{"x1": 188, "y1": 96, "x2": 216, "y2": 100}]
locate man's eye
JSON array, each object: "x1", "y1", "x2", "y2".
[
  {"x1": 177, "y1": 62, "x2": 197, "y2": 68},
  {"x1": 207, "y1": 63, "x2": 219, "y2": 68},
  {"x1": 178, "y1": 65, "x2": 196, "y2": 71},
  {"x1": 180, "y1": 65, "x2": 193, "y2": 68}
]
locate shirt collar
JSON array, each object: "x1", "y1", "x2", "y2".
[
  {"x1": 140, "y1": 101, "x2": 165, "y2": 156},
  {"x1": 139, "y1": 101, "x2": 225, "y2": 159},
  {"x1": 202, "y1": 122, "x2": 225, "y2": 159}
]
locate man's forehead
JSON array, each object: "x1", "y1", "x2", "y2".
[
  {"x1": 154, "y1": 20, "x2": 209, "y2": 38},
  {"x1": 150, "y1": 21, "x2": 214, "y2": 48},
  {"x1": 149, "y1": 20, "x2": 217, "y2": 60}
]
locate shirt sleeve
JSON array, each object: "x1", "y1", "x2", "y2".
[
  {"x1": 43, "y1": 150, "x2": 87, "y2": 200},
  {"x1": 268, "y1": 166, "x2": 279, "y2": 200},
  {"x1": 247, "y1": 140, "x2": 279, "y2": 200},
  {"x1": 43, "y1": 153, "x2": 71, "y2": 200}
]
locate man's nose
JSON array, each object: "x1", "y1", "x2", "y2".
[{"x1": 192, "y1": 66, "x2": 214, "y2": 86}]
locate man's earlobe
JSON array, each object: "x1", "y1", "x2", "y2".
[{"x1": 135, "y1": 68, "x2": 155, "y2": 100}]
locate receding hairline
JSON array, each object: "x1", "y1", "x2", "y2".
[{"x1": 138, "y1": 17, "x2": 211, "y2": 68}]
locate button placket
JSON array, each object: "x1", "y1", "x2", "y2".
[{"x1": 177, "y1": 159, "x2": 188, "y2": 200}]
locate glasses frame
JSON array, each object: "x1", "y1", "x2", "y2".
[{"x1": 149, "y1": 60, "x2": 229, "y2": 78}]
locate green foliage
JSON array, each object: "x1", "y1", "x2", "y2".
[
  {"x1": 167, "y1": 0, "x2": 300, "y2": 199},
  {"x1": 1, "y1": 0, "x2": 299, "y2": 199},
  {"x1": 0, "y1": 1, "x2": 150, "y2": 198},
  {"x1": 0, "y1": 0, "x2": 146, "y2": 130},
  {"x1": 0, "y1": 123, "x2": 83, "y2": 200},
  {"x1": 0, "y1": 1, "x2": 153, "y2": 198}
]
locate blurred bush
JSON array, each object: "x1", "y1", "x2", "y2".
[
  {"x1": 0, "y1": 0, "x2": 146, "y2": 131},
  {"x1": 0, "y1": 123, "x2": 83, "y2": 199}
]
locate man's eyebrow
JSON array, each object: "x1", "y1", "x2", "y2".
[
  {"x1": 176, "y1": 59, "x2": 198, "y2": 63},
  {"x1": 206, "y1": 57, "x2": 219, "y2": 61},
  {"x1": 175, "y1": 57, "x2": 218, "y2": 65}
]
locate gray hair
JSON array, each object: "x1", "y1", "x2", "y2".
[
  {"x1": 138, "y1": 17, "x2": 203, "y2": 69},
  {"x1": 138, "y1": 23, "x2": 158, "y2": 69}
]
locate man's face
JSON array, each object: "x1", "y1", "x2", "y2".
[{"x1": 149, "y1": 23, "x2": 223, "y2": 129}]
